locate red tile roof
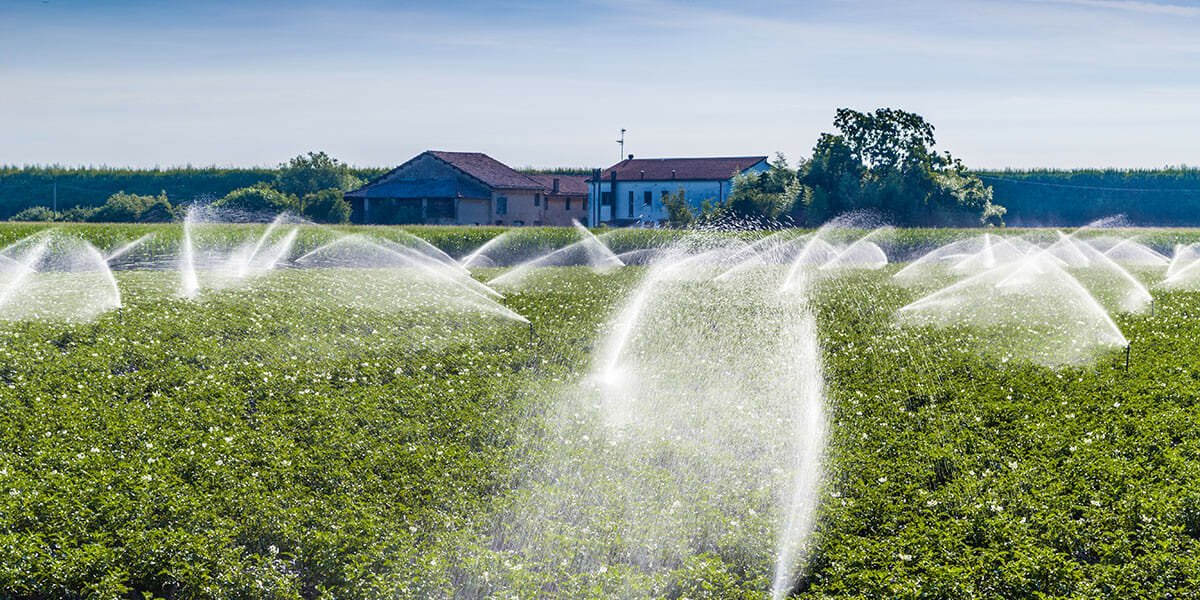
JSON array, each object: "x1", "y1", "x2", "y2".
[
  {"x1": 525, "y1": 174, "x2": 589, "y2": 196},
  {"x1": 427, "y1": 151, "x2": 544, "y2": 190},
  {"x1": 600, "y1": 156, "x2": 768, "y2": 182}
]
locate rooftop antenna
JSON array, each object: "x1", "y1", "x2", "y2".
[{"x1": 617, "y1": 128, "x2": 626, "y2": 161}]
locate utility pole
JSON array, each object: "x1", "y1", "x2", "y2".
[
  {"x1": 617, "y1": 128, "x2": 626, "y2": 161},
  {"x1": 52, "y1": 180, "x2": 57, "y2": 212}
]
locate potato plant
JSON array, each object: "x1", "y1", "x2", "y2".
[{"x1": 1, "y1": 224, "x2": 1199, "y2": 599}]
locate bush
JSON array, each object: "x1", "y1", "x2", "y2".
[
  {"x1": 87, "y1": 191, "x2": 176, "y2": 223},
  {"x1": 9, "y1": 206, "x2": 60, "y2": 222},
  {"x1": 213, "y1": 185, "x2": 297, "y2": 216},
  {"x1": 60, "y1": 205, "x2": 98, "y2": 222},
  {"x1": 662, "y1": 189, "x2": 694, "y2": 228},
  {"x1": 301, "y1": 189, "x2": 351, "y2": 224},
  {"x1": 139, "y1": 195, "x2": 177, "y2": 222}
]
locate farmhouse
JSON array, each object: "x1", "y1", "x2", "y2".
[
  {"x1": 346, "y1": 151, "x2": 569, "y2": 226},
  {"x1": 587, "y1": 155, "x2": 769, "y2": 226},
  {"x1": 524, "y1": 173, "x2": 588, "y2": 226}
]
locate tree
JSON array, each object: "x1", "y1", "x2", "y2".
[
  {"x1": 301, "y1": 189, "x2": 351, "y2": 224},
  {"x1": 213, "y1": 185, "x2": 297, "y2": 216},
  {"x1": 721, "y1": 153, "x2": 804, "y2": 223},
  {"x1": 662, "y1": 188, "x2": 694, "y2": 228},
  {"x1": 275, "y1": 151, "x2": 364, "y2": 198},
  {"x1": 799, "y1": 108, "x2": 1004, "y2": 226}
]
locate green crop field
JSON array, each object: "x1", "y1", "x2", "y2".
[{"x1": 2, "y1": 223, "x2": 1200, "y2": 599}]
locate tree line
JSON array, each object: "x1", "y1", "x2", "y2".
[
  {"x1": 972, "y1": 168, "x2": 1200, "y2": 226},
  {"x1": 6, "y1": 153, "x2": 382, "y2": 224},
  {"x1": 7, "y1": 108, "x2": 1200, "y2": 227}
]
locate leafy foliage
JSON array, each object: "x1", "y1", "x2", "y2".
[
  {"x1": 88, "y1": 191, "x2": 177, "y2": 223},
  {"x1": 662, "y1": 188, "x2": 695, "y2": 228},
  {"x1": 718, "y1": 154, "x2": 804, "y2": 223},
  {"x1": 300, "y1": 189, "x2": 351, "y2": 224},
  {"x1": 275, "y1": 152, "x2": 364, "y2": 198},
  {"x1": 0, "y1": 165, "x2": 387, "y2": 222},
  {"x1": 10, "y1": 191, "x2": 179, "y2": 223},
  {"x1": 10, "y1": 206, "x2": 60, "y2": 222},
  {"x1": 799, "y1": 108, "x2": 1004, "y2": 227},
  {"x1": 213, "y1": 185, "x2": 298, "y2": 216}
]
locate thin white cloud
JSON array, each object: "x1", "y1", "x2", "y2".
[{"x1": 1040, "y1": 0, "x2": 1200, "y2": 16}]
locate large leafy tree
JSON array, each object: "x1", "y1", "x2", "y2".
[
  {"x1": 275, "y1": 151, "x2": 364, "y2": 198},
  {"x1": 799, "y1": 108, "x2": 1004, "y2": 226}
]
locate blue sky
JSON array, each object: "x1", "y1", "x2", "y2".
[{"x1": 1, "y1": 0, "x2": 1198, "y2": 169}]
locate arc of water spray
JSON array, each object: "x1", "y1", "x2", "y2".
[
  {"x1": 460, "y1": 231, "x2": 512, "y2": 269},
  {"x1": 105, "y1": 234, "x2": 153, "y2": 263},
  {"x1": 180, "y1": 209, "x2": 199, "y2": 298},
  {"x1": 233, "y1": 215, "x2": 287, "y2": 278},
  {"x1": 0, "y1": 238, "x2": 50, "y2": 309},
  {"x1": 297, "y1": 234, "x2": 525, "y2": 323},
  {"x1": 487, "y1": 221, "x2": 623, "y2": 287}
]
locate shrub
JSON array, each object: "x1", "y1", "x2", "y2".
[
  {"x1": 139, "y1": 195, "x2": 177, "y2": 222},
  {"x1": 60, "y1": 205, "x2": 98, "y2": 222},
  {"x1": 301, "y1": 189, "x2": 351, "y2": 224},
  {"x1": 9, "y1": 206, "x2": 60, "y2": 222},
  {"x1": 87, "y1": 190, "x2": 175, "y2": 223},
  {"x1": 213, "y1": 185, "x2": 297, "y2": 216}
]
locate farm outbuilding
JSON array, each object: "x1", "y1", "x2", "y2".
[{"x1": 345, "y1": 151, "x2": 585, "y2": 226}]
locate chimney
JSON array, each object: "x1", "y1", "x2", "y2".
[
  {"x1": 671, "y1": 169, "x2": 676, "y2": 180},
  {"x1": 552, "y1": 178, "x2": 560, "y2": 193},
  {"x1": 640, "y1": 170, "x2": 645, "y2": 179},
  {"x1": 628, "y1": 154, "x2": 634, "y2": 161}
]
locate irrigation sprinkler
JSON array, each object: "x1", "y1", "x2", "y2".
[
  {"x1": 529, "y1": 321, "x2": 535, "y2": 344},
  {"x1": 1125, "y1": 344, "x2": 1131, "y2": 373}
]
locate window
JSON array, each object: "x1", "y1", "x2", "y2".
[
  {"x1": 628, "y1": 191, "x2": 634, "y2": 216},
  {"x1": 601, "y1": 191, "x2": 613, "y2": 206},
  {"x1": 565, "y1": 198, "x2": 571, "y2": 210},
  {"x1": 513, "y1": 220, "x2": 524, "y2": 226},
  {"x1": 496, "y1": 196, "x2": 507, "y2": 215},
  {"x1": 643, "y1": 191, "x2": 652, "y2": 207},
  {"x1": 662, "y1": 190, "x2": 671, "y2": 204},
  {"x1": 534, "y1": 193, "x2": 541, "y2": 207}
]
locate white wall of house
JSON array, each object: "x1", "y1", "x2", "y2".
[{"x1": 589, "y1": 161, "x2": 769, "y2": 224}]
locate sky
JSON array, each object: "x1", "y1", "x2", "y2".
[{"x1": 1, "y1": 0, "x2": 1198, "y2": 170}]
